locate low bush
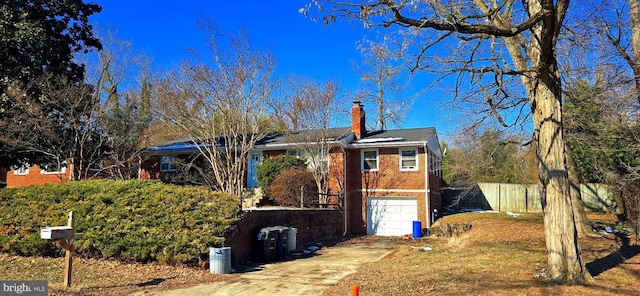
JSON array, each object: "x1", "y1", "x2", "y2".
[
  {"x1": 0, "y1": 179, "x2": 239, "y2": 264},
  {"x1": 269, "y1": 167, "x2": 318, "y2": 207},
  {"x1": 256, "y1": 155, "x2": 306, "y2": 198}
]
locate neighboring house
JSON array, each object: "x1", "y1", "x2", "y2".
[
  {"x1": 4, "y1": 163, "x2": 70, "y2": 188},
  {"x1": 2, "y1": 161, "x2": 109, "y2": 188},
  {"x1": 140, "y1": 101, "x2": 443, "y2": 236}
]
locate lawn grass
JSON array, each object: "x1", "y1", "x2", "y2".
[{"x1": 324, "y1": 212, "x2": 640, "y2": 296}]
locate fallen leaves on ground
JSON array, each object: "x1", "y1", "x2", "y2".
[{"x1": 0, "y1": 254, "x2": 235, "y2": 295}]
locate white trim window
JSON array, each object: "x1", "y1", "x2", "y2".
[
  {"x1": 160, "y1": 156, "x2": 177, "y2": 172},
  {"x1": 40, "y1": 163, "x2": 66, "y2": 175},
  {"x1": 362, "y1": 149, "x2": 379, "y2": 172},
  {"x1": 400, "y1": 148, "x2": 418, "y2": 171},
  {"x1": 14, "y1": 163, "x2": 29, "y2": 175}
]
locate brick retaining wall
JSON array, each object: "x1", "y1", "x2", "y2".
[{"x1": 224, "y1": 208, "x2": 344, "y2": 269}]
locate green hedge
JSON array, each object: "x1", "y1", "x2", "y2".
[
  {"x1": 0, "y1": 180, "x2": 239, "y2": 264},
  {"x1": 257, "y1": 155, "x2": 307, "y2": 198}
]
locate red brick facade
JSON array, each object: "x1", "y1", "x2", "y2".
[
  {"x1": 329, "y1": 145, "x2": 443, "y2": 234},
  {"x1": 139, "y1": 101, "x2": 443, "y2": 236},
  {"x1": 5, "y1": 165, "x2": 70, "y2": 188},
  {"x1": 224, "y1": 209, "x2": 343, "y2": 268}
]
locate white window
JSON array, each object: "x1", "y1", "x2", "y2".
[
  {"x1": 362, "y1": 149, "x2": 378, "y2": 172},
  {"x1": 400, "y1": 149, "x2": 418, "y2": 171},
  {"x1": 40, "y1": 162, "x2": 66, "y2": 175},
  {"x1": 14, "y1": 164, "x2": 29, "y2": 175},
  {"x1": 160, "y1": 156, "x2": 177, "y2": 172}
]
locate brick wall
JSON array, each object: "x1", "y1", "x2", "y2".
[
  {"x1": 329, "y1": 146, "x2": 444, "y2": 234},
  {"x1": 224, "y1": 208, "x2": 343, "y2": 268},
  {"x1": 5, "y1": 165, "x2": 69, "y2": 188}
]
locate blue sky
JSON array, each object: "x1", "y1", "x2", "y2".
[{"x1": 90, "y1": 1, "x2": 453, "y2": 137}]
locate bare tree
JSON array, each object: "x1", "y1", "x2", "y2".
[
  {"x1": 446, "y1": 127, "x2": 536, "y2": 186},
  {"x1": 355, "y1": 37, "x2": 412, "y2": 129},
  {"x1": 83, "y1": 28, "x2": 152, "y2": 180},
  {"x1": 7, "y1": 73, "x2": 108, "y2": 181},
  {"x1": 154, "y1": 25, "x2": 275, "y2": 200},
  {"x1": 307, "y1": 0, "x2": 591, "y2": 284},
  {"x1": 560, "y1": 0, "x2": 640, "y2": 225},
  {"x1": 273, "y1": 77, "x2": 349, "y2": 206},
  {"x1": 591, "y1": 0, "x2": 640, "y2": 104}
]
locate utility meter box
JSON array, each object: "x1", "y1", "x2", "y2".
[{"x1": 41, "y1": 226, "x2": 73, "y2": 240}]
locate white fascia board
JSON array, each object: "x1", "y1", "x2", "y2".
[
  {"x1": 347, "y1": 140, "x2": 427, "y2": 149},
  {"x1": 425, "y1": 133, "x2": 442, "y2": 159},
  {"x1": 255, "y1": 140, "x2": 341, "y2": 150}
]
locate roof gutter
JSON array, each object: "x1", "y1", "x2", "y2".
[{"x1": 346, "y1": 140, "x2": 429, "y2": 149}]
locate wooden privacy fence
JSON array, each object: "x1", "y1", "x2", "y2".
[{"x1": 443, "y1": 183, "x2": 616, "y2": 213}]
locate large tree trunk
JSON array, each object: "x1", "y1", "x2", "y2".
[
  {"x1": 532, "y1": 68, "x2": 592, "y2": 284},
  {"x1": 517, "y1": 0, "x2": 592, "y2": 284}
]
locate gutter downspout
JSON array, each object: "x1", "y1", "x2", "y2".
[
  {"x1": 341, "y1": 145, "x2": 348, "y2": 236},
  {"x1": 339, "y1": 134, "x2": 353, "y2": 236},
  {"x1": 424, "y1": 142, "x2": 431, "y2": 229}
]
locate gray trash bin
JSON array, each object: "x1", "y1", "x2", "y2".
[
  {"x1": 210, "y1": 247, "x2": 231, "y2": 274},
  {"x1": 286, "y1": 227, "x2": 297, "y2": 254}
]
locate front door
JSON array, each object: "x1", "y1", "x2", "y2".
[{"x1": 247, "y1": 153, "x2": 263, "y2": 188}]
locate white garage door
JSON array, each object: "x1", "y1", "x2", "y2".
[{"x1": 367, "y1": 197, "x2": 418, "y2": 236}]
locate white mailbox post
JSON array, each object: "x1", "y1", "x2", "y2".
[{"x1": 40, "y1": 211, "x2": 83, "y2": 288}]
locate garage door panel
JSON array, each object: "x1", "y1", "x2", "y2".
[{"x1": 367, "y1": 197, "x2": 417, "y2": 236}]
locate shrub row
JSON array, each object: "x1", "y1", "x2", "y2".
[{"x1": 0, "y1": 179, "x2": 239, "y2": 264}]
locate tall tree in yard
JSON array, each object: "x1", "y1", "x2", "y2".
[
  {"x1": 84, "y1": 30, "x2": 153, "y2": 180},
  {"x1": 154, "y1": 24, "x2": 275, "y2": 200},
  {"x1": 307, "y1": 0, "x2": 591, "y2": 283},
  {"x1": 0, "y1": 0, "x2": 102, "y2": 167},
  {"x1": 270, "y1": 77, "x2": 348, "y2": 206},
  {"x1": 593, "y1": 0, "x2": 640, "y2": 104},
  {"x1": 586, "y1": 0, "x2": 640, "y2": 221},
  {"x1": 355, "y1": 37, "x2": 411, "y2": 130},
  {"x1": 7, "y1": 74, "x2": 107, "y2": 181}
]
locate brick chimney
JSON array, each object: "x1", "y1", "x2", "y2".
[{"x1": 351, "y1": 101, "x2": 366, "y2": 139}]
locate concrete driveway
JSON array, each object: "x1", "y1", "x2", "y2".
[{"x1": 132, "y1": 238, "x2": 402, "y2": 296}]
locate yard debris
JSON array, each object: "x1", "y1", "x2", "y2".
[
  {"x1": 533, "y1": 269, "x2": 546, "y2": 279},
  {"x1": 506, "y1": 212, "x2": 523, "y2": 218},
  {"x1": 403, "y1": 234, "x2": 414, "y2": 240},
  {"x1": 410, "y1": 246, "x2": 433, "y2": 252},
  {"x1": 434, "y1": 222, "x2": 473, "y2": 237},
  {"x1": 602, "y1": 226, "x2": 617, "y2": 235}
]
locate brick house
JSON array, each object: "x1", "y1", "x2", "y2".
[
  {"x1": 2, "y1": 163, "x2": 71, "y2": 188},
  {"x1": 141, "y1": 101, "x2": 443, "y2": 236},
  {"x1": 331, "y1": 102, "x2": 443, "y2": 235}
]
